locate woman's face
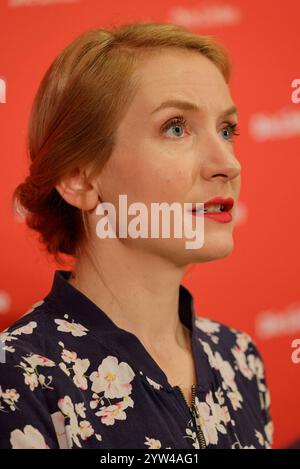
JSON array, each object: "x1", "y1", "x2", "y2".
[{"x1": 92, "y1": 49, "x2": 241, "y2": 266}]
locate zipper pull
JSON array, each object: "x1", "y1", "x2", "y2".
[{"x1": 190, "y1": 396, "x2": 207, "y2": 449}]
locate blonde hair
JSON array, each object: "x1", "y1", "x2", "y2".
[{"x1": 13, "y1": 21, "x2": 231, "y2": 265}]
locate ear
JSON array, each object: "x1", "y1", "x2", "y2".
[{"x1": 55, "y1": 167, "x2": 99, "y2": 211}]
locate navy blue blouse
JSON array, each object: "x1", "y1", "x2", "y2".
[{"x1": 0, "y1": 270, "x2": 273, "y2": 449}]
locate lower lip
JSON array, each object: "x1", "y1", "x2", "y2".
[{"x1": 191, "y1": 211, "x2": 232, "y2": 223}]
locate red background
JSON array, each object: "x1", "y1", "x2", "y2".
[{"x1": 0, "y1": 0, "x2": 299, "y2": 449}]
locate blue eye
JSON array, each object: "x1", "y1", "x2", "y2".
[
  {"x1": 161, "y1": 115, "x2": 240, "y2": 142},
  {"x1": 220, "y1": 123, "x2": 240, "y2": 141},
  {"x1": 161, "y1": 116, "x2": 187, "y2": 138}
]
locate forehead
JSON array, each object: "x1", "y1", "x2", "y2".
[{"x1": 131, "y1": 49, "x2": 232, "y2": 113}]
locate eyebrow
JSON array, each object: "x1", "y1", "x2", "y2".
[{"x1": 151, "y1": 99, "x2": 238, "y2": 119}]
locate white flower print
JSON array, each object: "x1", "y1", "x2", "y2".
[
  {"x1": 235, "y1": 331, "x2": 252, "y2": 352},
  {"x1": 199, "y1": 327, "x2": 273, "y2": 448},
  {"x1": 248, "y1": 350, "x2": 272, "y2": 447},
  {"x1": 1, "y1": 345, "x2": 15, "y2": 354},
  {"x1": 232, "y1": 330, "x2": 273, "y2": 447},
  {"x1": 201, "y1": 339, "x2": 218, "y2": 368},
  {"x1": 264, "y1": 420, "x2": 274, "y2": 447},
  {"x1": 61, "y1": 349, "x2": 77, "y2": 363},
  {"x1": 215, "y1": 387, "x2": 225, "y2": 405},
  {"x1": 74, "y1": 403, "x2": 85, "y2": 418},
  {"x1": 58, "y1": 343, "x2": 90, "y2": 390},
  {"x1": 24, "y1": 354, "x2": 55, "y2": 368},
  {"x1": 184, "y1": 427, "x2": 200, "y2": 449},
  {"x1": 215, "y1": 352, "x2": 237, "y2": 391},
  {"x1": 255, "y1": 428, "x2": 265, "y2": 446},
  {"x1": 95, "y1": 400, "x2": 129, "y2": 426},
  {"x1": 78, "y1": 420, "x2": 94, "y2": 440},
  {"x1": 10, "y1": 321, "x2": 38, "y2": 336},
  {"x1": 10, "y1": 424, "x2": 49, "y2": 449},
  {"x1": 89, "y1": 356, "x2": 135, "y2": 399},
  {"x1": 144, "y1": 436, "x2": 162, "y2": 448},
  {"x1": 59, "y1": 362, "x2": 70, "y2": 376},
  {"x1": 0, "y1": 333, "x2": 17, "y2": 354},
  {"x1": 248, "y1": 353, "x2": 266, "y2": 392},
  {"x1": 195, "y1": 317, "x2": 220, "y2": 343},
  {"x1": 57, "y1": 395, "x2": 95, "y2": 448},
  {"x1": 54, "y1": 396, "x2": 98, "y2": 448},
  {"x1": 194, "y1": 390, "x2": 231, "y2": 446},
  {"x1": 231, "y1": 345, "x2": 254, "y2": 380},
  {"x1": 17, "y1": 354, "x2": 56, "y2": 391},
  {"x1": 231, "y1": 331, "x2": 265, "y2": 383},
  {"x1": 0, "y1": 321, "x2": 38, "y2": 355},
  {"x1": 90, "y1": 392, "x2": 100, "y2": 410},
  {"x1": 232, "y1": 441, "x2": 255, "y2": 449},
  {"x1": 195, "y1": 318, "x2": 221, "y2": 335},
  {"x1": 73, "y1": 358, "x2": 90, "y2": 390},
  {"x1": 145, "y1": 376, "x2": 163, "y2": 390},
  {"x1": 226, "y1": 390, "x2": 243, "y2": 411},
  {"x1": 200, "y1": 339, "x2": 243, "y2": 411},
  {"x1": 0, "y1": 386, "x2": 20, "y2": 412},
  {"x1": 89, "y1": 356, "x2": 135, "y2": 427},
  {"x1": 254, "y1": 421, "x2": 274, "y2": 449},
  {"x1": 0, "y1": 331, "x2": 15, "y2": 343},
  {"x1": 54, "y1": 318, "x2": 89, "y2": 337},
  {"x1": 24, "y1": 372, "x2": 39, "y2": 391},
  {"x1": 58, "y1": 395, "x2": 75, "y2": 417}
]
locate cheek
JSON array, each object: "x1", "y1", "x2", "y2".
[
  {"x1": 157, "y1": 170, "x2": 192, "y2": 202},
  {"x1": 132, "y1": 162, "x2": 192, "y2": 203},
  {"x1": 106, "y1": 142, "x2": 193, "y2": 204}
]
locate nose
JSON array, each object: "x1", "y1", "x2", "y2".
[{"x1": 200, "y1": 133, "x2": 241, "y2": 182}]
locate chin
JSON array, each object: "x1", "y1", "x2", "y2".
[
  {"x1": 134, "y1": 235, "x2": 235, "y2": 266},
  {"x1": 180, "y1": 234, "x2": 235, "y2": 264}
]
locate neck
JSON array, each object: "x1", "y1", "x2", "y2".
[{"x1": 68, "y1": 239, "x2": 192, "y2": 355}]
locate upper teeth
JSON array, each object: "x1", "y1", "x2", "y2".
[{"x1": 204, "y1": 204, "x2": 224, "y2": 213}]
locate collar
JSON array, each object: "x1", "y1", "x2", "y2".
[{"x1": 44, "y1": 270, "x2": 211, "y2": 391}]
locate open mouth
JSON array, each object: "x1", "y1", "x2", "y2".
[
  {"x1": 200, "y1": 203, "x2": 229, "y2": 214},
  {"x1": 191, "y1": 197, "x2": 234, "y2": 214}
]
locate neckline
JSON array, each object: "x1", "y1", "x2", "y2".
[{"x1": 44, "y1": 269, "x2": 212, "y2": 392}]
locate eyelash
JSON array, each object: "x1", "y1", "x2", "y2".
[{"x1": 161, "y1": 115, "x2": 240, "y2": 141}]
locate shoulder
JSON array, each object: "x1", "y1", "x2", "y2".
[
  {"x1": 0, "y1": 300, "x2": 63, "y2": 396},
  {"x1": 0, "y1": 300, "x2": 54, "y2": 357},
  {"x1": 193, "y1": 314, "x2": 268, "y2": 386},
  {"x1": 194, "y1": 314, "x2": 260, "y2": 358},
  {"x1": 0, "y1": 297, "x2": 73, "y2": 353},
  {"x1": 0, "y1": 301, "x2": 69, "y2": 449},
  {"x1": 0, "y1": 298, "x2": 90, "y2": 410},
  {"x1": 0, "y1": 298, "x2": 90, "y2": 363},
  {"x1": 194, "y1": 315, "x2": 274, "y2": 447},
  {"x1": 0, "y1": 298, "x2": 87, "y2": 377}
]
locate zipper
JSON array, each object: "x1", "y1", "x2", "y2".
[{"x1": 174, "y1": 383, "x2": 207, "y2": 449}]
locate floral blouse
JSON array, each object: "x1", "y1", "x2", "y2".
[{"x1": 0, "y1": 270, "x2": 274, "y2": 449}]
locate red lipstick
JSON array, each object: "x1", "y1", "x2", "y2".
[{"x1": 191, "y1": 196, "x2": 234, "y2": 223}]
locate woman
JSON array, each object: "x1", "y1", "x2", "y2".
[{"x1": 0, "y1": 21, "x2": 273, "y2": 449}]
